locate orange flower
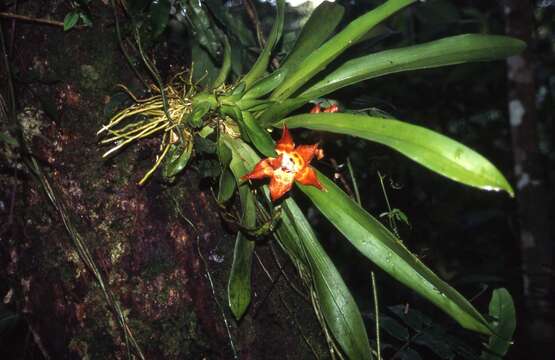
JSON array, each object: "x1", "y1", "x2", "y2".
[
  {"x1": 309, "y1": 102, "x2": 339, "y2": 114},
  {"x1": 242, "y1": 126, "x2": 325, "y2": 201}
]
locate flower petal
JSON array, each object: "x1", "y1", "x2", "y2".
[
  {"x1": 323, "y1": 103, "x2": 339, "y2": 113},
  {"x1": 310, "y1": 103, "x2": 321, "y2": 113},
  {"x1": 276, "y1": 126, "x2": 295, "y2": 153},
  {"x1": 295, "y1": 167, "x2": 324, "y2": 190},
  {"x1": 241, "y1": 158, "x2": 275, "y2": 180},
  {"x1": 295, "y1": 144, "x2": 322, "y2": 164},
  {"x1": 269, "y1": 173, "x2": 294, "y2": 201}
]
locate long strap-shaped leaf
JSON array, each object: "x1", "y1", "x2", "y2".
[
  {"x1": 279, "y1": 1, "x2": 345, "y2": 75},
  {"x1": 300, "y1": 34, "x2": 526, "y2": 99},
  {"x1": 282, "y1": 199, "x2": 373, "y2": 360},
  {"x1": 226, "y1": 142, "x2": 257, "y2": 320},
  {"x1": 222, "y1": 135, "x2": 373, "y2": 359},
  {"x1": 282, "y1": 113, "x2": 514, "y2": 196},
  {"x1": 271, "y1": 0, "x2": 415, "y2": 100},
  {"x1": 297, "y1": 172, "x2": 493, "y2": 335},
  {"x1": 259, "y1": 34, "x2": 525, "y2": 125},
  {"x1": 241, "y1": 0, "x2": 285, "y2": 89}
]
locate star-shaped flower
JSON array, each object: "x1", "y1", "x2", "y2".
[{"x1": 242, "y1": 126, "x2": 325, "y2": 201}]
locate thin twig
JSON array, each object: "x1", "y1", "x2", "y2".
[
  {"x1": 0, "y1": 12, "x2": 81, "y2": 28},
  {"x1": 346, "y1": 157, "x2": 361, "y2": 205},
  {"x1": 330, "y1": 158, "x2": 355, "y2": 199},
  {"x1": 348, "y1": 160, "x2": 381, "y2": 359},
  {"x1": 371, "y1": 272, "x2": 381, "y2": 360},
  {"x1": 110, "y1": 0, "x2": 149, "y2": 89},
  {"x1": 243, "y1": 0, "x2": 279, "y2": 69},
  {"x1": 244, "y1": 0, "x2": 264, "y2": 49},
  {"x1": 269, "y1": 242, "x2": 310, "y2": 302},
  {"x1": 279, "y1": 293, "x2": 321, "y2": 360},
  {"x1": 8, "y1": 0, "x2": 18, "y2": 56},
  {"x1": 196, "y1": 233, "x2": 239, "y2": 359},
  {"x1": 252, "y1": 250, "x2": 282, "y2": 319}
]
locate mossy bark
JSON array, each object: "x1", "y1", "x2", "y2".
[{"x1": 0, "y1": 4, "x2": 329, "y2": 359}]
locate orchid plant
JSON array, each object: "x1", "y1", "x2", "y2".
[{"x1": 101, "y1": 0, "x2": 523, "y2": 358}]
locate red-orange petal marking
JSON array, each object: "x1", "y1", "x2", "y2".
[
  {"x1": 295, "y1": 144, "x2": 320, "y2": 164},
  {"x1": 295, "y1": 167, "x2": 323, "y2": 189},
  {"x1": 323, "y1": 103, "x2": 339, "y2": 113},
  {"x1": 269, "y1": 175, "x2": 294, "y2": 201},
  {"x1": 241, "y1": 158, "x2": 275, "y2": 180},
  {"x1": 276, "y1": 126, "x2": 295, "y2": 153},
  {"x1": 309, "y1": 103, "x2": 321, "y2": 113}
]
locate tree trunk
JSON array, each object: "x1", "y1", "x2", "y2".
[
  {"x1": 504, "y1": 0, "x2": 554, "y2": 355},
  {"x1": 0, "y1": 4, "x2": 328, "y2": 359}
]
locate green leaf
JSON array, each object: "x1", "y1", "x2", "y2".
[
  {"x1": 191, "y1": 39, "x2": 219, "y2": 87},
  {"x1": 221, "y1": 105, "x2": 250, "y2": 143},
  {"x1": 283, "y1": 113, "x2": 514, "y2": 196},
  {"x1": 204, "y1": 0, "x2": 256, "y2": 48},
  {"x1": 296, "y1": 173, "x2": 492, "y2": 334},
  {"x1": 0, "y1": 131, "x2": 18, "y2": 146},
  {"x1": 212, "y1": 35, "x2": 231, "y2": 89},
  {"x1": 271, "y1": 0, "x2": 416, "y2": 100},
  {"x1": 241, "y1": 111, "x2": 276, "y2": 157},
  {"x1": 63, "y1": 11, "x2": 80, "y2": 31},
  {"x1": 217, "y1": 168, "x2": 236, "y2": 203},
  {"x1": 217, "y1": 136, "x2": 232, "y2": 167},
  {"x1": 150, "y1": 0, "x2": 171, "y2": 37},
  {"x1": 79, "y1": 12, "x2": 93, "y2": 27},
  {"x1": 242, "y1": 68, "x2": 288, "y2": 100},
  {"x1": 186, "y1": 0, "x2": 222, "y2": 59},
  {"x1": 376, "y1": 314, "x2": 409, "y2": 341},
  {"x1": 237, "y1": 99, "x2": 275, "y2": 113},
  {"x1": 187, "y1": 101, "x2": 212, "y2": 128},
  {"x1": 227, "y1": 143, "x2": 257, "y2": 320},
  {"x1": 280, "y1": 1, "x2": 345, "y2": 75},
  {"x1": 282, "y1": 200, "x2": 373, "y2": 360},
  {"x1": 301, "y1": 34, "x2": 526, "y2": 99},
  {"x1": 221, "y1": 135, "x2": 372, "y2": 359},
  {"x1": 257, "y1": 97, "x2": 310, "y2": 126},
  {"x1": 481, "y1": 288, "x2": 516, "y2": 359},
  {"x1": 241, "y1": 0, "x2": 285, "y2": 89},
  {"x1": 217, "y1": 138, "x2": 236, "y2": 203},
  {"x1": 162, "y1": 138, "x2": 193, "y2": 179}
]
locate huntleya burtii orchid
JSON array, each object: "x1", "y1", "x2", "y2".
[{"x1": 242, "y1": 126, "x2": 325, "y2": 201}]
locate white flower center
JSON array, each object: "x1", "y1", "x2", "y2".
[{"x1": 279, "y1": 152, "x2": 301, "y2": 173}]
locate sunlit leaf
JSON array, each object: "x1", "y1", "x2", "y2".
[
  {"x1": 283, "y1": 113, "x2": 514, "y2": 196},
  {"x1": 271, "y1": 0, "x2": 416, "y2": 100},
  {"x1": 301, "y1": 34, "x2": 526, "y2": 99},
  {"x1": 242, "y1": 68, "x2": 288, "y2": 100},
  {"x1": 297, "y1": 172, "x2": 493, "y2": 334}
]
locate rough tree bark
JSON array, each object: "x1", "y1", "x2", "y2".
[
  {"x1": 0, "y1": 4, "x2": 329, "y2": 359},
  {"x1": 504, "y1": 0, "x2": 554, "y2": 355}
]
